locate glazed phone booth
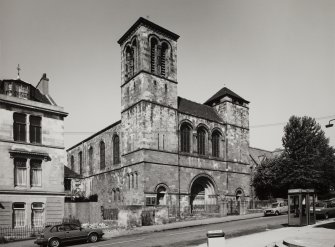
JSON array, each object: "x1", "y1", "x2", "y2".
[{"x1": 288, "y1": 189, "x2": 316, "y2": 226}]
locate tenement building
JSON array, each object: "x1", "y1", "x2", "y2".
[
  {"x1": 67, "y1": 17, "x2": 260, "y2": 213},
  {"x1": 0, "y1": 74, "x2": 68, "y2": 227}
]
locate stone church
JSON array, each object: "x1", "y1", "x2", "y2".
[{"x1": 67, "y1": 17, "x2": 265, "y2": 214}]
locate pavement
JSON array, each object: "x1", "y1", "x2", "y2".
[
  {"x1": 2, "y1": 213, "x2": 335, "y2": 247},
  {"x1": 196, "y1": 218, "x2": 335, "y2": 247}
]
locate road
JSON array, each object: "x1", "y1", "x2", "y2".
[{"x1": 6, "y1": 215, "x2": 287, "y2": 247}]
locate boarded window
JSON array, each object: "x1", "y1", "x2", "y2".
[
  {"x1": 146, "y1": 196, "x2": 156, "y2": 206},
  {"x1": 13, "y1": 113, "x2": 26, "y2": 142},
  {"x1": 29, "y1": 115, "x2": 41, "y2": 144}
]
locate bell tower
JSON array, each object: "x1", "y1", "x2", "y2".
[
  {"x1": 118, "y1": 17, "x2": 180, "y2": 156},
  {"x1": 118, "y1": 17, "x2": 179, "y2": 111}
]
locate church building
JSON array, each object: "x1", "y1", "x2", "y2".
[{"x1": 66, "y1": 17, "x2": 255, "y2": 214}]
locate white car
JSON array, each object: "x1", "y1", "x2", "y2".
[{"x1": 264, "y1": 202, "x2": 288, "y2": 216}]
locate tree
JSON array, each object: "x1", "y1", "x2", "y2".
[{"x1": 252, "y1": 116, "x2": 335, "y2": 199}]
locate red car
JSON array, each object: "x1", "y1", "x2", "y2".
[{"x1": 34, "y1": 223, "x2": 104, "y2": 247}]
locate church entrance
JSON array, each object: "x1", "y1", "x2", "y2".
[{"x1": 189, "y1": 175, "x2": 217, "y2": 214}]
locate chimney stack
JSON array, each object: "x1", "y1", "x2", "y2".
[{"x1": 37, "y1": 73, "x2": 49, "y2": 95}]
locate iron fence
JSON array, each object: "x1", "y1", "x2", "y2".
[{"x1": 0, "y1": 222, "x2": 61, "y2": 242}]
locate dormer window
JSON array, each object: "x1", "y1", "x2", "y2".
[{"x1": 15, "y1": 84, "x2": 28, "y2": 99}]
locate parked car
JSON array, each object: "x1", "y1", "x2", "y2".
[
  {"x1": 314, "y1": 201, "x2": 335, "y2": 219},
  {"x1": 34, "y1": 223, "x2": 104, "y2": 247},
  {"x1": 264, "y1": 202, "x2": 288, "y2": 216}
]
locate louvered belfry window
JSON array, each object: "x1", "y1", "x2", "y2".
[
  {"x1": 161, "y1": 42, "x2": 168, "y2": 77},
  {"x1": 181, "y1": 124, "x2": 191, "y2": 153},
  {"x1": 13, "y1": 113, "x2": 26, "y2": 142},
  {"x1": 197, "y1": 128, "x2": 206, "y2": 155},
  {"x1": 212, "y1": 131, "x2": 221, "y2": 157},
  {"x1": 150, "y1": 38, "x2": 158, "y2": 73}
]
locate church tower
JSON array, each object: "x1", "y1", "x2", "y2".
[{"x1": 118, "y1": 18, "x2": 180, "y2": 204}]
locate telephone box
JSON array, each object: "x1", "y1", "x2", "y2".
[{"x1": 288, "y1": 189, "x2": 316, "y2": 226}]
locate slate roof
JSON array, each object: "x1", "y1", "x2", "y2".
[
  {"x1": 64, "y1": 165, "x2": 81, "y2": 178},
  {"x1": 178, "y1": 97, "x2": 222, "y2": 122},
  {"x1": 0, "y1": 79, "x2": 53, "y2": 105},
  {"x1": 118, "y1": 17, "x2": 180, "y2": 45},
  {"x1": 204, "y1": 87, "x2": 249, "y2": 106}
]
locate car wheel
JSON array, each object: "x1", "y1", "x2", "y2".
[
  {"x1": 89, "y1": 233, "x2": 98, "y2": 243},
  {"x1": 48, "y1": 238, "x2": 60, "y2": 247},
  {"x1": 325, "y1": 213, "x2": 329, "y2": 219},
  {"x1": 275, "y1": 211, "x2": 279, "y2": 216}
]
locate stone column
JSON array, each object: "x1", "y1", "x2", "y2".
[{"x1": 192, "y1": 131, "x2": 197, "y2": 154}]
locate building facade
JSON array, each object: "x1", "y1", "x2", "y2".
[
  {"x1": 0, "y1": 74, "x2": 68, "y2": 227},
  {"x1": 67, "y1": 18, "x2": 256, "y2": 213}
]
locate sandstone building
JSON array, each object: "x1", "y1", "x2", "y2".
[
  {"x1": 67, "y1": 18, "x2": 263, "y2": 214},
  {"x1": 0, "y1": 74, "x2": 68, "y2": 227}
]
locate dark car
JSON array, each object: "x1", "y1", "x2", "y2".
[
  {"x1": 314, "y1": 201, "x2": 335, "y2": 219},
  {"x1": 34, "y1": 223, "x2": 104, "y2": 247}
]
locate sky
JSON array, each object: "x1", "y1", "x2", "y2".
[{"x1": 0, "y1": 0, "x2": 334, "y2": 151}]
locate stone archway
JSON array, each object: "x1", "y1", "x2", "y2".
[
  {"x1": 235, "y1": 188, "x2": 245, "y2": 201},
  {"x1": 155, "y1": 184, "x2": 169, "y2": 206},
  {"x1": 189, "y1": 175, "x2": 217, "y2": 213}
]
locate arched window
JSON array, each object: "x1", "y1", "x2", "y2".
[
  {"x1": 70, "y1": 155, "x2": 74, "y2": 170},
  {"x1": 180, "y1": 123, "x2": 191, "y2": 153},
  {"x1": 78, "y1": 151, "x2": 83, "y2": 175},
  {"x1": 125, "y1": 46, "x2": 134, "y2": 79},
  {"x1": 113, "y1": 135, "x2": 120, "y2": 164},
  {"x1": 197, "y1": 127, "x2": 206, "y2": 155},
  {"x1": 100, "y1": 141, "x2": 105, "y2": 170},
  {"x1": 212, "y1": 130, "x2": 221, "y2": 157},
  {"x1": 132, "y1": 39, "x2": 137, "y2": 73},
  {"x1": 160, "y1": 42, "x2": 168, "y2": 77},
  {"x1": 88, "y1": 146, "x2": 93, "y2": 174},
  {"x1": 150, "y1": 38, "x2": 158, "y2": 73}
]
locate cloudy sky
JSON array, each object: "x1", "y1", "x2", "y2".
[{"x1": 0, "y1": 0, "x2": 334, "y2": 150}]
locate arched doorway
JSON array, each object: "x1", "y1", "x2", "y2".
[
  {"x1": 156, "y1": 184, "x2": 168, "y2": 205},
  {"x1": 235, "y1": 188, "x2": 245, "y2": 201},
  {"x1": 189, "y1": 175, "x2": 217, "y2": 214}
]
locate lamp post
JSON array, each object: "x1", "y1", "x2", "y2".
[{"x1": 325, "y1": 119, "x2": 335, "y2": 128}]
